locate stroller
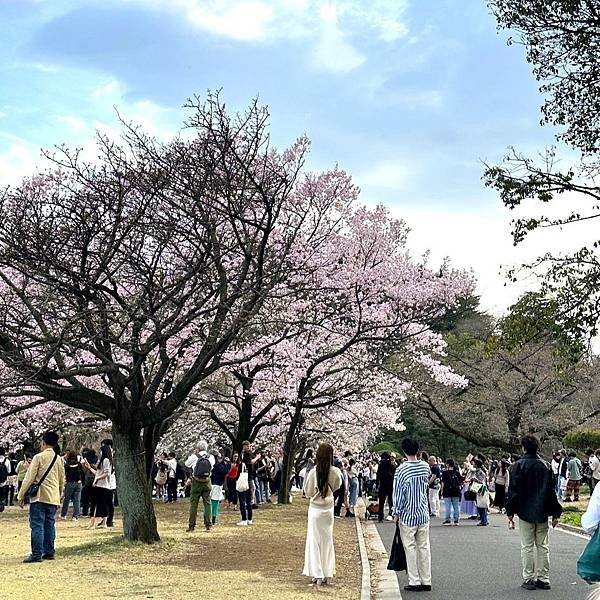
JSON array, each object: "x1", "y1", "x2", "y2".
[{"x1": 365, "y1": 500, "x2": 380, "y2": 520}]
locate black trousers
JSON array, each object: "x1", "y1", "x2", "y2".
[
  {"x1": 106, "y1": 490, "x2": 115, "y2": 525},
  {"x1": 334, "y1": 482, "x2": 346, "y2": 516},
  {"x1": 167, "y1": 478, "x2": 178, "y2": 502},
  {"x1": 93, "y1": 487, "x2": 112, "y2": 518},
  {"x1": 81, "y1": 483, "x2": 96, "y2": 516},
  {"x1": 378, "y1": 487, "x2": 393, "y2": 521}
]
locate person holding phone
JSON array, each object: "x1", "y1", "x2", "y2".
[{"x1": 505, "y1": 434, "x2": 563, "y2": 591}]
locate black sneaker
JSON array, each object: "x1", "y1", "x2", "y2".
[
  {"x1": 535, "y1": 580, "x2": 551, "y2": 590},
  {"x1": 521, "y1": 580, "x2": 536, "y2": 590},
  {"x1": 41, "y1": 554, "x2": 55, "y2": 560},
  {"x1": 420, "y1": 585, "x2": 432, "y2": 592},
  {"x1": 23, "y1": 555, "x2": 42, "y2": 563},
  {"x1": 404, "y1": 585, "x2": 423, "y2": 592}
]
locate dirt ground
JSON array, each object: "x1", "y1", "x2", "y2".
[{"x1": 0, "y1": 496, "x2": 361, "y2": 600}]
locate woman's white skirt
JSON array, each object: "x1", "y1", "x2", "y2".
[{"x1": 303, "y1": 501, "x2": 336, "y2": 579}]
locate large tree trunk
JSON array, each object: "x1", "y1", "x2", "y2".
[
  {"x1": 112, "y1": 424, "x2": 160, "y2": 543},
  {"x1": 278, "y1": 409, "x2": 302, "y2": 505}
]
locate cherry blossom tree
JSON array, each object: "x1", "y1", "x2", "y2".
[{"x1": 0, "y1": 93, "x2": 345, "y2": 542}]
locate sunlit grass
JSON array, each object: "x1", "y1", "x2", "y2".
[{"x1": 0, "y1": 497, "x2": 361, "y2": 600}]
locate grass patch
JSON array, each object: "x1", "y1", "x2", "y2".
[
  {"x1": 560, "y1": 511, "x2": 583, "y2": 528},
  {"x1": 0, "y1": 497, "x2": 361, "y2": 600}
]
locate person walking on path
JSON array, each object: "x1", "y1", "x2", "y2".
[
  {"x1": 440, "y1": 459, "x2": 462, "y2": 525},
  {"x1": 506, "y1": 434, "x2": 563, "y2": 591},
  {"x1": 565, "y1": 451, "x2": 583, "y2": 502},
  {"x1": 392, "y1": 438, "x2": 432, "y2": 593},
  {"x1": 302, "y1": 442, "x2": 342, "y2": 588},
  {"x1": 17, "y1": 431, "x2": 65, "y2": 563},
  {"x1": 185, "y1": 441, "x2": 215, "y2": 532},
  {"x1": 376, "y1": 451, "x2": 396, "y2": 522}
]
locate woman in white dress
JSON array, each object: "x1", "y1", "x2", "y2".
[{"x1": 302, "y1": 443, "x2": 342, "y2": 587}]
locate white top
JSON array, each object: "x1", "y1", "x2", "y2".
[
  {"x1": 589, "y1": 455, "x2": 600, "y2": 481},
  {"x1": 185, "y1": 452, "x2": 215, "y2": 471},
  {"x1": 582, "y1": 483, "x2": 600, "y2": 534},
  {"x1": 167, "y1": 458, "x2": 178, "y2": 479},
  {"x1": 303, "y1": 466, "x2": 342, "y2": 508},
  {"x1": 94, "y1": 458, "x2": 112, "y2": 490}
]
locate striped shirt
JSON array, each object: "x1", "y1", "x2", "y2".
[{"x1": 392, "y1": 460, "x2": 431, "y2": 527}]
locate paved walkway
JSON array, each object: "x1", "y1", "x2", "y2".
[{"x1": 375, "y1": 513, "x2": 591, "y2": 600}]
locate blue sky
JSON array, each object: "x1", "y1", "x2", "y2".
[{"x1": 0, "y1": 0, "x2": 563, "y2": 313}]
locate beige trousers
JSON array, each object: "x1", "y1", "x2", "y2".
[
  {"x1": 399, "y1": 521, "x2": 432, "y2": 586},
  {"x1": 518, "y1": 519, "x2": 550, "y2": 583}
]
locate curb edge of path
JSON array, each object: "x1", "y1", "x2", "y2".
[
  {"x1": 355, "y1": 513, "x2": 372, "y2": 600},
  {"x1": 355, "y1": 497, "x2": 402, "y2": 599},
  {"x1": 556, "y1": 523, "x2": 591, "y2": 539}
]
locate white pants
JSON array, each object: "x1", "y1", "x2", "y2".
[
  {"x1": 399, "y1": 522, "x2": 432, "y2": 586},
  {"x1": 428, "y1": 488, "x2": 440, "y2": 516}
]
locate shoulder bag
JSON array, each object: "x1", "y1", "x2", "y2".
[{"x1": 236, "y1": 463, "x2": 249, "y2": 493}]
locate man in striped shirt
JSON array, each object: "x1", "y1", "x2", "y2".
[{"x1": 392, "y1": 438, "x2": 432, "y2": 592}]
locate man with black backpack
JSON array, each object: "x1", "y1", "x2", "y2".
[
  {"x1": 185, "y1": 440, "x2": 215, "y2": 532},
  {"x1": 440, "y1": 459, "x2": 463, "y2": 525}
]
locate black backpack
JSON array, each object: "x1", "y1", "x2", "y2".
[
  {"x1": 445, "y1": 471, "x2": 461, "y2": 494},
  {"x1": 193, "y1": 456, "x2": 212, "y2": 481},
  {"x1": 0, "y1": 459, "x2": 9, "y2": 484}
]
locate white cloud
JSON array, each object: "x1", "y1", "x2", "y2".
[
  {"x1": 0, "y1": 139, "x2": 42, "y2": 186},
  {"x1": 382, "y1": 199, "x2": 600, "y2": 317},
  {"x1": 356, "y1": 160, "x2": 418, "y2": 192},
  {"x1": 57, "y1": 115, "x2": 87, "y2": 131},
  {"x1": 93, "y1": 79, "x2": 124, "y2": 99},
  {"x1": 126, "y1": 0, "x2": 409, "y2": 71}
]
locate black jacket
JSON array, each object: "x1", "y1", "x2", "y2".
[
  {"x1": 376, "y1": 458, "x2": 396, "y2": 491},
  {"x1": 505, "y1": 453, "x2": 562, "y2": 523}
]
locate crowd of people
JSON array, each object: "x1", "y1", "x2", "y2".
[{"x1": 2, "y1": 432, "x2": 599, "y2": 598}]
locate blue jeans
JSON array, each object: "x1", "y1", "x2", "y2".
[
  {"x1": 29, "y1": 502, "x2": 57, "y2": 558},
  {"x1": 444, "y1": 497, "x2": 460, "y2": 522},
  {"x1": 256, "y1": 479, "x2": 268, "y2": 504},
  {"x1": 349, "y1": 478, "x2": 359, "y2": 506},
  {"x1": 477, "y1": 507, "x2": 488, "y2": 525},
  {"x1": 61, "y1": 481, "x2": 82, "y2": 518}
]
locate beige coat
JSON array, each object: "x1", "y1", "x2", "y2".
[{"x1": 17, "y1": 448, "x2": 65, "y2": 506}]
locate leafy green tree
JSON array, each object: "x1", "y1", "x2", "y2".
[
  {"x1": 485, "y1": 0, "x2": 600, "y2": 339},
  {"x1": 563, "y1": 429, "x2": 600, "y2": 451}
]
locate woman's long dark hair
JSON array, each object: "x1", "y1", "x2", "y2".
[
  {"x1": 316, "y1": 443, "x2": 334, "y2": 498},
  {"x1": 99, "y1": 445, "x2": 113, "y2": 471}
]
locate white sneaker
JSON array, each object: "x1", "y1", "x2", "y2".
[
  {"x1": 236, "y1": 521, "x2": 248, "y2": 526},
  {"x1": 385, "y1": 515, "x2": 394, "y2": 522},
  {"x1": 59, "y1": 516, "x2": 67, "y2": 521},
  {"x1": 247, "y1": 520, "x2": 253, "y2": 525}
]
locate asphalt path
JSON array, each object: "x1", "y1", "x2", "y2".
[{"x1": 375, "y1": 512, "x2": 591, "y2": 600}]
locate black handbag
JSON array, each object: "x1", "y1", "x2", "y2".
[
  {"x1": 24, "y1": 453, "x2": 58, "y2": 501},
  {"x1": 387, "y1": 523, "x2": 407, "y2": 572}
]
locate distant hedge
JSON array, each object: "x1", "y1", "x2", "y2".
[
  {"x1": 563, "y1": 429, "x2": 600, "y2": 451},
  {"x1": 371, "y1": 441, "x2": 397, "y2": 455}
]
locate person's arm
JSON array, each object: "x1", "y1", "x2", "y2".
[
  {"x1": 582, "y1": 485, "x2": 600, "y2": 533},
  {"x1": 392, "y1": 472, "x2": 402, "y2": 519},
  {"x1": 17, "y1": 455, "x2": 40, "y2": 503},
  {"x1": 58, "y1": 458, "x2": 65, "y2": 498},
  {"x1": 505, "y1": 462, "x2": 520, "y2": 521},
  {"x1": 184, "y1": 454, "x2": 196, "y2": 469}
]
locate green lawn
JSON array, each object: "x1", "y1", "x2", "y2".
[{"x1": 0, "y1": 497, "x2": 361, "y2": 600}]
